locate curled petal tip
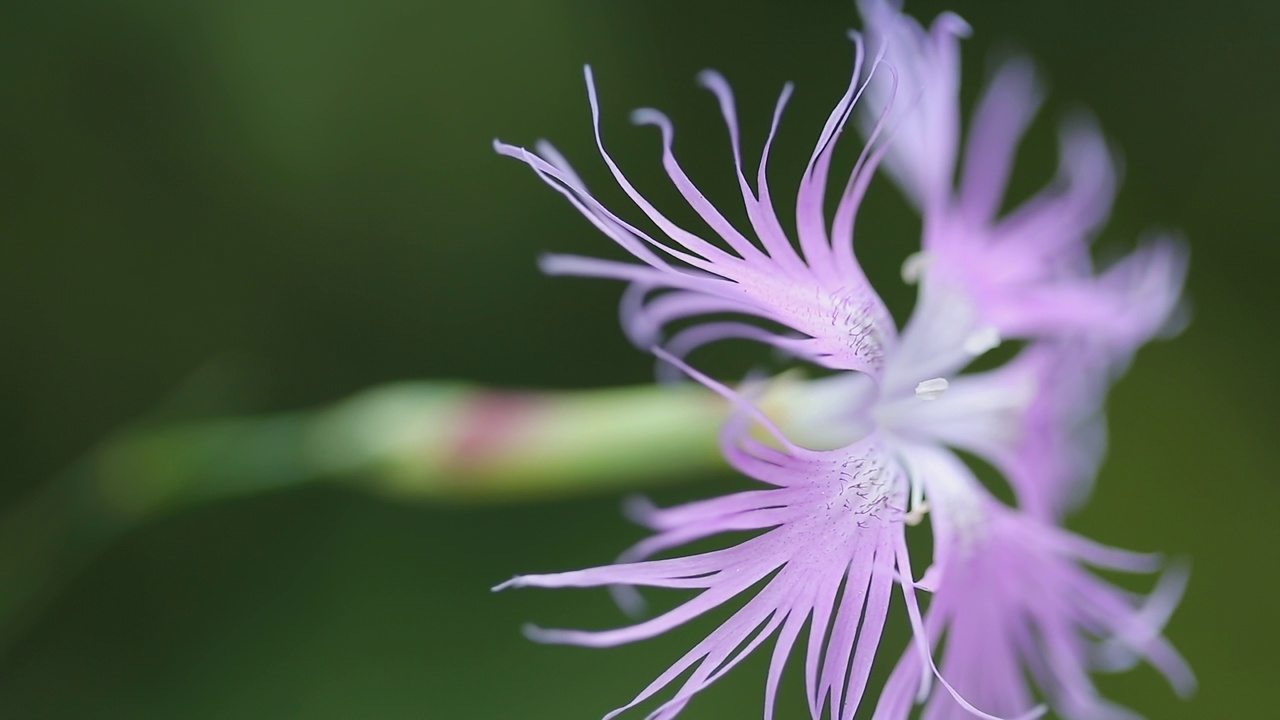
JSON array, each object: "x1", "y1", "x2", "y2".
[
  {"x1": 630, "y1": 107, "x2": 665, "y2": 127},
  {"x1": 937, "y1": 11, "x2": 972, "y2": 38},
  {"x1": 995, "y1": 54, "x2": 1040, "y2": 84},
  {"x1": 1057, "y1": 112, "x2": 1109, "y2": 156},
  {"x1": 492, "y1": 576, "x2": 523, "y2": 592},
  {"x1": 694, "y1": 68, "x2": 723, "y2": 87},
  {"x1": 610, "y1": 584, "x2": 649, "y2": 619},
  {"x1": 492, "y1": 140, "x2": 525, "y2": 161},
  {"x1": 537, "y1": 253, "x2": 572, "y2": 275},
  {"x1": 621, "y1": 493, "x2": 659, "y2": 525},
  {"x1": 856, "y1": 0, "x2": 903, "y2": 14},
  {"x1": 521, "y1": 623, "x2": 562, "y2": 644}
]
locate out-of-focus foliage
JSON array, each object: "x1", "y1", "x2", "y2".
[{"x1": 0, "y1": 1, "x2": 1276, "y2": 718}]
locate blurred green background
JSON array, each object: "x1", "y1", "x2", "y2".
[{"x1": 1, "y1": 0, "x2": 1276, "y2": 718}]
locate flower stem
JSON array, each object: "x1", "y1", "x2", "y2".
[{"x1": 0, "y1": 381, "x2": 727, "y2": 651}]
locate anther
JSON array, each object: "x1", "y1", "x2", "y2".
[
  {"x1": 963, "y1": 326, "x2": 1001, "y2": 355},
  {"x1": 904, "y1": 501, "x2": 930, "y2": 526},
  {"x1": 915, "y1": 377, "x2": 949, "y2": 400},
  {"x1": 900, "y1": 251, "x2": 933, "y2": 284}
]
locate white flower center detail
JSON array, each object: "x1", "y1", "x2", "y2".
[
  {"x1": 914, "y1": 377, "x2": 949, "y2": 400},
  {"x1": 736, "y1": 272, "x2": 889, "y2": 374}
]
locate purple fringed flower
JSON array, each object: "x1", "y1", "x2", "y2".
[
  {"x1": 494, "y1": 42, "x2": 897, "y2": 376},
  {"x1": 493, "y1": 1, "x2": 1190, "y2": 718},
  {"x1": 499, "y1": 421, "x2": 911, "y2": 720},
  {"x1": 872, "y1": 444, "x2": 1195, "y2": 720},
  {"x1": 498, "y1": 372, "x2": 1034, "y2": 720},
  {"x1": 856, "y1": 0, "x2": 1186, "y2": 357}
]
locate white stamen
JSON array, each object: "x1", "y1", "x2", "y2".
[
  {"x1": 914, "y1": 377, "x2": 949, "y2": 400},
  {"x1": 905, "y1": 474, "x2": 928, "y2": 526},
  {"x1": 904, "y1": 501, "x2": 930, "y2": 526},
  {"x1": 900, "y1": 251, "x2": 933, "y2": 284},
  {"x1": 963, "y1": 326, "x2": 1001, "y2": 355}
]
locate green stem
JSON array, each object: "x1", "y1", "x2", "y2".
[{"x1": 0, "y1": 381, "x2": 728, "y2": 649}]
